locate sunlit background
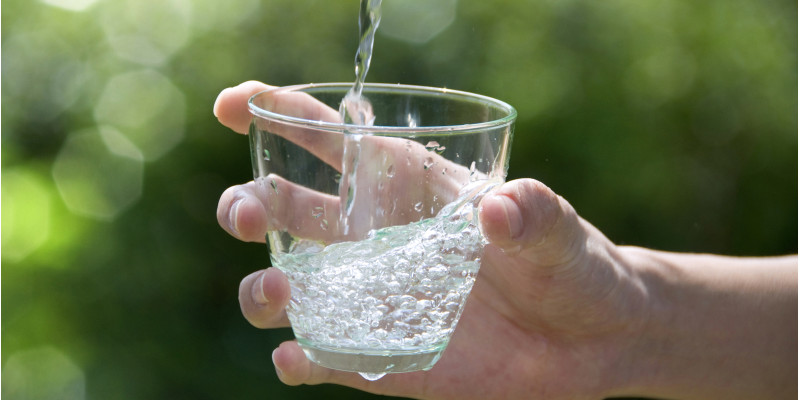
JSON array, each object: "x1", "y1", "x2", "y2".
[{"x1": 2, "y1": 0, "x2": 796, "y2": 398}]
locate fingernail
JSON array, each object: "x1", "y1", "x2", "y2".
[
  {"x1": 213, "y1": 87, "x2": 233, "y2": 118},
  {"x1": 253, "y1": 270, "x2": 269, "y2": 306},
  {"x1": 498, "y1": 195, "x2": 524, "y2": 240},
  {"x1": 272, "y1": 348, "x2": 284, "y2": 379},
  {"x1": 228, "y1": 197, "x2": 244, "y2": 237}
]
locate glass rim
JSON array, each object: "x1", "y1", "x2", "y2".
[{"x1": 248, "y1": 82, "x2": 517, "y2": 135}]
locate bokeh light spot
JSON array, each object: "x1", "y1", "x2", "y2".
[
  {"x1": 93, "y1": 69, "x2": 186, "y2": 161},
  {"x1": 1, "y1": 168, "x2": 53, "y2": 263},
  {"x1": 2, "y1": 346, "x2": 86, "y2": 400},
  {"x1": 52, "y1": 126, "x2": 144, "y2": 221},
  {"x1": 192, "y1": 0, "x2": 260, "y2": 32},
  {"x1": 99, "y1": 0, "x2": 192, "y2": 66},
  {"x1": 2, "y1": 32, "x2": 95, "y2": 123},
  {"x1": 40, "y1": 0, "x2": 99, "y2": 12},
  {"x1": 380, "y1": 0, "x2": 457, "y2": 44}
]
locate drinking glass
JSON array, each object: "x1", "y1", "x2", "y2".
[{"x1": 248, "y1": 83, "x2": 515, "y2": 378}]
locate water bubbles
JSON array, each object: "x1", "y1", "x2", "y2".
[
  {"x1": 415, "y1": 299, "x2": 434, "y2": 311},
  {"x1": 427, "y1": 265, "x2": 449, "y2": 280},
  {"x1": 386, "y1": 280, "x2": 402, "y2": 293},
  {"x1": 274, "y1": 186, "x2": 489, "y2": 368}
]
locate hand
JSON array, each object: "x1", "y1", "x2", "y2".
[
  {"x1": 244, "y1": 82, "x2": 476, "y2": 241},
  {"x1": 215, "y1": 81, "x2": 650, "y2": 399}
]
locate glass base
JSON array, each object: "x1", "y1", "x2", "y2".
[{"x1": 297, "y1": 340, "x2": 446, "y2": 374}]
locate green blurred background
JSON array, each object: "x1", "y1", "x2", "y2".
[{"x1": 2, "y1": 0, "x2": 796, "y2": 398}]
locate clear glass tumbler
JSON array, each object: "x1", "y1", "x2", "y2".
[{"x1": 248, "y1": 83, "x2": 516, "y2": 378}]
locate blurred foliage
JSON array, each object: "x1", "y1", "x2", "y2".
[{"x1": 1, "y1": 0, "x2": 796, "y2": 399}]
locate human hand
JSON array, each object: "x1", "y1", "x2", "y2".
[
  {"x1": 243, "y1": 82, "x2": 477, "y2": 242},
  {"x1": 215, "y1": 81, "x2": 651, "y2": 399}
]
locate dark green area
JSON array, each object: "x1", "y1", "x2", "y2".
[{"x1": 2, "y1": 0, "x2": 796, "y2": 399}]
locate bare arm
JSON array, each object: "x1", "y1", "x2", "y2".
[{"x1": 616, "y1": 249, "x2": 797, "y2": 399}]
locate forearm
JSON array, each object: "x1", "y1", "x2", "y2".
[{"x1": 618, "y1": 248, "x2": 797, "y2": 399}]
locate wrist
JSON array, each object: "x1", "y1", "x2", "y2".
[{"x1": 610, "y1": 247, "x2": 798, "y2": 400}]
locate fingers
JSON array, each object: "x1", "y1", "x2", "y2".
[
  {"x1": 217, "y1": 176, "x2": 343, "y2": 243},
  {"x1": 239, "y1": 268, "x2": 291, "y2": 328},
  {"x1": 217, "y1": 182, "x2": 270, "y2": 242},
  {"x1": 271, "y1": 341, "x2": 425, "y2": 397},
  {"x1": 272, "y1": 341, "x2": 364, "y2": 387},
  {"x1": 251, "y1": 88, "x2": 344, "y2": 171},
  {"x1": 480, "y1": 178, "x2": 587, "y2": 267},
  {"x1": 216, "y1": 80, "x2": 345, "y2": 170},
  {"x1": 214, "y1": 81, "x2": 275, "y2": 134}
]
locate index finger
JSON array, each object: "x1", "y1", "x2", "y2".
[
  {"x1": 214, "y1": 81, "x2": 275, "y2": 134},
  {"x1": 215, "y1": 81, "x2": 346, "y2": 171}
]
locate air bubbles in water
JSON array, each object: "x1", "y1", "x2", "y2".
[{"x1": 359, "y1": 372, "x2": 387, "y2": 381}]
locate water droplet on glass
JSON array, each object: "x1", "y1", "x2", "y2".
[
  {"x1": 424, "y1": 140, "x2": 446, "y2": 154},
  {"x1": 320, "y1": 219, "x2": 329, "y2": 230},
  {"x1": 334, "y1": 173, "x2": 342, "y2": 184},
  {"x1": 423, "y1": 157, "x2": 435, "y2": 170},
  {"x1": 414, "y1": 202, "x2": 423, "y2": 212},
  {"x1": 359, "y1": 372, "x2": 386, "y2": 381},
  {"x1": 386, "y1": 164, "x2": 395, "y2": 178},
  {"x1": 270, "y1": 179, "x2": 279, "y2": 194},
  {"x1": 263, "y1": 149, "x2": 271, "y2": 161},
  {"x1": 312, "y1": 206, "x2": 324, "y2": 218}
]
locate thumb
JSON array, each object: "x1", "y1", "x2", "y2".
[{"x1": 479, "y1": 178, "x2": 587, "y2": 266}]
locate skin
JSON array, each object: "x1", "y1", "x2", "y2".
[{"x1": 215, "y1": 81, "x2": 797, "y2": 400}]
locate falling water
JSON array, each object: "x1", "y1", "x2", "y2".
[{"x1": 339, "y1": 0, "x2": 382, "y2": 237}]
